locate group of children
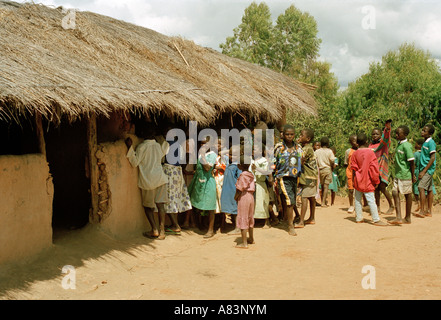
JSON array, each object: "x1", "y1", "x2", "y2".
[
  {"x1": 344, "y1": 121, "x2": 437, "y2": 226},
  {"x1": 124, "y1": 120, "x2": 437, "y2": 248}
]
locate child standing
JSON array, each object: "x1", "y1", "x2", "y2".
[
  {"x1": 389, "y1": 126, "x2": 416, "y2": 225},
  {"x1": 235, "y1": 156, "x2": 256, "y2": 249},
  {"x1": 351, "y1": 133, "x2": 388, "y2": 226},
  {"x1": 369, "y1": 120, "x2": 394, "y2": 214},
  {"x1": 273, "y1": 124, "x2": 302, "y2": 236},
  {"x1": 187, "y1": 137, "x2": 218, "y2": 238},
  {"x1": 250, "y1": 143, "x2": 271, "y2": 228},
  {"x1": 314, "y1": 137, "x2": 335, "y2": 207},
  {"x1": 221, "y1": 144, "x2": 242, "y2": 234},
  {"x1": 415, "y1": 124, "x2": 437, "y2": 218},
  {"x1": 125, "y1": 125, "x2": 170, "y2": 240},
  {"x1": 413, "y1": 138, "x2": 437, "y2": 213},
  {"x1": 328, "y1": 146, "x2": 340, "y2": 206},
  {"x1": 296, "y1": 128, "x2": 318, "y2": 228},
  {"x1": 344, "y1": 134, "x2": 358, "y2": 213},
  {"x1": 162, "y1": 135, "x2": 192, "y2": 235}
]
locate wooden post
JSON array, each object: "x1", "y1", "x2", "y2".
[
  {"x1": 35, "y1": 112, "x2": 46, "y2": 156},
  {"x1": 87, "y1": 113, "x2": 99, "y2": 223}
]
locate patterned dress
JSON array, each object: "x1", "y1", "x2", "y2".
[{"x1": 369, "y1": 124, "x2": 391, "y2": 185}]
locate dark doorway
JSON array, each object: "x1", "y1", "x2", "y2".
[{"x1": 44, "y1": 118, "x2": 90, "y2": 235}]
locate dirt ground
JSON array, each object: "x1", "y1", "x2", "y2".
[{"x1": 1, "y1": 195, "x2": 441, "y2": 301}]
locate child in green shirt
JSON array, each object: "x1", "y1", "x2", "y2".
[
  {"x1": 415, "y1": 124, "x2": 437, "y2": 218},
  {"x1": 389, "y1": 125, "x2": 415, "y2": 225}
]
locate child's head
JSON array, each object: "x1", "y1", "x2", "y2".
[
  {"x1": 348, "y1": 134, "x2": 358, "y2": 148},
  {"x1": 395, "y1": 125, "x2": 410, "y2": 141},
  {"x1": 299, "y1": 128, "x2": 314, "y2": 145},
  {"x1": 139, "y1": 124, "x2": 156, "y2": 139},
  {"x1": 313, "y1": 141, "x2": 321, "y2": 151},
  {"x1": 330, "y1": 146, "x2": 336, "y2": 156},
  {"x1": 253, "y1": 142, "x2": 265, "y2": 158},
  {"x1": 421, "y1": 123, "x2": 435, "y2": 139},
  {"x1": 282, "y1": 124, "x2": 295, "y2": 143},
  {"x1": 356, "y1": 132, "x2": 368, "y2": 147},
  {"x1": 415, "y1": 137, "x2": 425, "y2": 150},
  {"x1": 238, "y1": 154, "x2": 251, "y2": 171},
  {"x1": 371, "y1": 127, "x2": 382, "y2": 142},
  {"x1": 320, "y1": 136, "x2": 330, "y2": 148}
]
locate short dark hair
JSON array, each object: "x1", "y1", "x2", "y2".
[
  {"x1": 348, "y1": 134, "x2": 357, "y2": 143},
  {"x1": 424, "y1": 123, "x2": 435, "y2": 135},
  {"x1": 283, "y1": 124, "x2": 295, "y2": 132},
  {"x1": 302, "y1": 128, "x2": 314, "y2": 141},
  {"x1": 357, "y1": 132, "x2": 368, "y2": 146},
  {"x1": 415, "y1": 138, "x2": 425, "y2": 146},
  {"x1": 397, "y1": 125, "x2": 410, "y2": 136},
  {"x1": 320, "y1": 136, "x2": 330, "y2": 147}
]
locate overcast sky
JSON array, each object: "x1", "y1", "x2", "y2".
[{"x1": 19, "y1": 0, "x2": 441, "y2": 89}]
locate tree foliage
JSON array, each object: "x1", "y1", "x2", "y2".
[{"x1": 220, "y1": 2, "x2": 339, "y2": 103}]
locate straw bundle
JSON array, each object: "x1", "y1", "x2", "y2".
[{"x1": 0, "y1": 1, "x2": 316, "y2": 125}]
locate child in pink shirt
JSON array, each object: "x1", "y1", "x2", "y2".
[
  {"x1": 351, "y1": 133, "x2": 388, "y2": 226},
  {"x1": 234, "y1": 156, "x2": 256, "y2": 249}
]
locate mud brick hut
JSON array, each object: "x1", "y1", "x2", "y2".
[{"x1": 0, "y1": 1, "x2": 316, "y2": 264}]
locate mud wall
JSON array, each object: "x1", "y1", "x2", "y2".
[
  {"x1": 0, "y1": 154, "x2": 54, "y2": 265},
  {"x1": 96, "y1": 137, "x2": 149, "y2": 237}
]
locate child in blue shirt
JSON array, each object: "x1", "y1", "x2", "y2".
[{"x1": 415, "y1": 124, "x2": 437, "y2": 218}]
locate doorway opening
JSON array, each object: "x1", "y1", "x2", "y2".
[{"x1": 44, "y1": 117, "x2": 91, "y2": 238}]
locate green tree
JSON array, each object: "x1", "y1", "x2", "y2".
[
  {"x1": 220, "y1": 2, "x2": 338, "y2": 103},
  {"x1": 219, "y1": 2, "x2": 273, "y2": 66},
  {"x1": 341, "y1": 43, "x2": 441, "y2": 140},
  {"x1": 271, "y1": 5, "x2": 321, "y2": 73}
]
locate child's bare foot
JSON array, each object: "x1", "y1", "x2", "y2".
[
  {"x1": 383, "y1": 207, "x2": 395, "y2": 215},
  {"x1": 387, "y1": 218, "x2": 403, "y2": 225},
  {"x1": 288, "y1": 227, "x2": 297, "y2": 236},
  {"x1": 203, "y1": 231, "x2": 215, "y2": 238},
  {"x1": 247, "y1": 238, "x2": 255, "y2": 244},
  {"x1": 294, "y1": 222, "x2": 304, "y2": 228},
  {"x1": 403, "y1": 217, "x2": 411, "y2": 224},
  {"x1": 263, "y1": 220, "x2": 271, "y2": 229},
  {"x1": 414, "y1": 211, "x2": 426, "y2": 218},
  {"x1": 142, "y1": 231, "x2": 159, "y2": 239},
  {"x1": 424, "y1": 212, "x2": 432, "y2": 217},
  {"x1": 372, "y1": 220, "x2": 388, "y2": 226},
  {"x1": 181, "y1": 223, "x2": 190, "y2": 230},
  {"x1": 235, "y1": 243, "x2": 248, "y2": 249},
  {"x1": 304, "y1": 219, "x2": 315, "y2": 225},
  {"x1": 157, "y1": 231, "x2": 166, "y2": 240},
  {"x1": 227, "y1": 228, "x2": 241, "y2": 235}
]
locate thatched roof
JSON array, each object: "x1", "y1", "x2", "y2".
[{"x1": 0, "y1": 1, "x2": 317, "y2": 125}]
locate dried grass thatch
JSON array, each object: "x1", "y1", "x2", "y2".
[{"x1": 0, "y1": 1, "x2": 317, "y2": 125}]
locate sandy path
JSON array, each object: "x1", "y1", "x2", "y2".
[{"x1": 1, "y1": 196, "x2": 440, "y2": 300}]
